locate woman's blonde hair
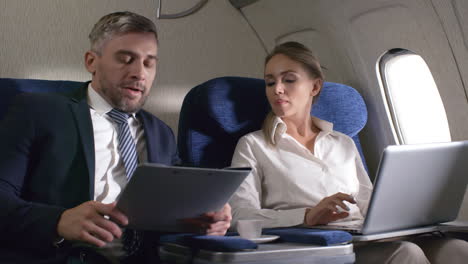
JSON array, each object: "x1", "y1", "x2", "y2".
[{"x1": 262, "y1": 42, "x2": 324, "y2": 145}]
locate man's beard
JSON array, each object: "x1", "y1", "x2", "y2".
[{"x1": 99, "y1": 79, "x2": 148, "y2": 113}]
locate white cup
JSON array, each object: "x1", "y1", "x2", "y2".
[{"x1": 236, "y1": 219, "x2": 263, "y2": 239}]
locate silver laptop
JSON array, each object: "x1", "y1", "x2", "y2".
[
  {"x1": 316, "y1": 141, "x2": 468, "y2": 241},
  {"x1": 116, "y1": 163, "x2": 251, "y2": 231}
]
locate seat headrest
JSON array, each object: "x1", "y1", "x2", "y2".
[
  {"x1": 313, "y1": 82, "x2": 367, "y2": 137},
  {"x1": 0, "y1": 78, "x2": 84, "y2": 120}
]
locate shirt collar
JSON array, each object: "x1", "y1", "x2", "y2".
[
  {"x1": 270, "y1": 115, "x2": 334, "y2": 144},
  {"x1": 87, "y1": 83, "x2": 137, "y2": 118}
]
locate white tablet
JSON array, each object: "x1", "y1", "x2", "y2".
[{"x1": 116, "y1": 163, "x2": 250, "y2": 231}]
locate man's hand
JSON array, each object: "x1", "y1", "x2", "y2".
[
  {"x1": 304, "y1": 192, "x2": 356, "y2": 226},
  {"x1": 181, "y1": 203, "x2": 232, "y2": 236},
  {"x1": 57, "y1": 201, "x2": 128, "y2": 247}
]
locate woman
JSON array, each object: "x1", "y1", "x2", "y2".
[{"x1": 229, "y1": 41, "x2": 468, "y2": 264}]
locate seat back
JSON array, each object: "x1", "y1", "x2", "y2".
[
  {"x1": 177, "y1": 76, "x2": 368, "y2": 169},
  {"x1": 0, "y1": 78, "x2": 84, "y2": 121}
]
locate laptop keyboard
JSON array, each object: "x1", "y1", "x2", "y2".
[{"x1": 310, "y1": 220, "x2": 364, "y2": 233}]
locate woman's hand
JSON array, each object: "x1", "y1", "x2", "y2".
[{"x1": 304, "y1": 192, "x2": 356, "y2": 226}]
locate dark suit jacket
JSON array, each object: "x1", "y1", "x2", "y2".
[{"x1": 0, "y1": 84, "x2": 180, "y2": 263}]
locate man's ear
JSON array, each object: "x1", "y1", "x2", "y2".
[
  {"x1": 84, "y1": 51, "x2": 97, "y2": 75},
  {"x1": 311, "y1": 78, "x2": 323, "y2": 96}
]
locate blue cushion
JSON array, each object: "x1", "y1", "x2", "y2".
[
  {"x1": 178, "y1": 76, "x2": 368, "y2": 169},
  {"x1": 186, "y1": 236, "x2": 258, "y2": 252},
  {"x1": 0, "y1": 78, "x2": 84, "y2": 121},
  {"x1": 159, "y1": 234, "x2": 258, "y2": 252},
  {"x1": 159, "y1": 228, "x2": 351, "y2": 252},
  {"x1": 263, "y1": 228, "x2": 353, "y2": 246}
]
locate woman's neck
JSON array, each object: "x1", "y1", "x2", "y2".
[
  {"x1": 283, "y1": 115, "x2": 321, "y2": 152},
  {"x1": 283, "y1": 114, "x2": 318, "y2": 135}
]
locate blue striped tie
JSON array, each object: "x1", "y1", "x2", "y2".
[
  {"x1": 107, "y1": 108, "x2": 141, "y2": 256},
  {"x1": 107, "y1": 109, "x2": 138, "y2": 180}
]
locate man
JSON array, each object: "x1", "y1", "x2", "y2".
[{"x1": 0, "y1": 11, "x2": 231, "y2": 263}]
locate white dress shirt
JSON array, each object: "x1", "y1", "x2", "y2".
[
  {"x1": 229, "y1": 116, "x2": 373, "y2": 229},
  {"x1": 87, "y1": 84, "x2": 147, "y2": 260},
  {"x1": 87, "y1": 85, "x2": 147, "y2": 204}
]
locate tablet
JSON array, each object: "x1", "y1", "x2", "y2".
[{"x1": 116, "y1": 163, "x2": 251, "y2": 231}]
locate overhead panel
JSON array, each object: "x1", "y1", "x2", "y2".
[
  {"x1": 452, "y1": 0, "x2": 468, "y2": 52},
  {"x1": 228, "y1": 0, "x2": 260, "y2": 9},
  {"x1": 239, "y1": 0, "x2": 352, "y2": 83}
]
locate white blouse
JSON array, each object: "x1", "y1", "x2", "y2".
[{"x1": 229, "y1": 116, "x2": 373, "y2": 228}]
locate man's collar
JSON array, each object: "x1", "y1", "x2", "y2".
[
  {"x1": 87, "y1": 84, "x2": 137, "y2": 118},
  {"x1": 87, "y1": 83, "x2": 113, "y2": 115}
]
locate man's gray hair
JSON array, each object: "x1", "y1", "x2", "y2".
[{"x1": 89, "y1": 11, "x2": 158, "y2": 54}]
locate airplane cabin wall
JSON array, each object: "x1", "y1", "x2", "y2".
[
  {"x1": 241, "y1": 0, "x2": 468, "y2": 220},
  {"x1": 1, "y1": 0, "x2": 468, "y2": 220},
  {"x1": 0, "y1": 0, "x2": 265, "y2": 134}
]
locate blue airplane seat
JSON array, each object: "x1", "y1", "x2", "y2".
[
  {"x1": 0, "y1": 78, "x2": 84, "y2": 121},
  {"x1": 177, "y1": 76, "x2": 368, "y2": 169}
]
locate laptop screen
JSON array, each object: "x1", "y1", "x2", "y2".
[{"x1": 362, "y1": 141, "x2": 468, "y2": 234}]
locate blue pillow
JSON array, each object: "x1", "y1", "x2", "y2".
[
  {"x1": 186, "y1": 235, "x2": 258, "y2": 252},
  {"x1": 263, "y1": 228, "x2": 352, "y2": 246},
  {"x1": 159, "y1": 234, "x2": 257, "y2": 252}
]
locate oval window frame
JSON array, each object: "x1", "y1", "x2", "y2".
[{"x1": 377, "y1": 48, "x2": 451, "y2": 144}]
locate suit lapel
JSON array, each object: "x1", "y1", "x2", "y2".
[
  {"x1": 138, "y1": 111, "x2": 158, "y2": 163},
  {"x1": 68, "y1": 84, "x2": 95, "y2": 199}
]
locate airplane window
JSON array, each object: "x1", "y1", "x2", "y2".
[{"x1": 378, "y1": 49, "x2": 451, "y2": 144}]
